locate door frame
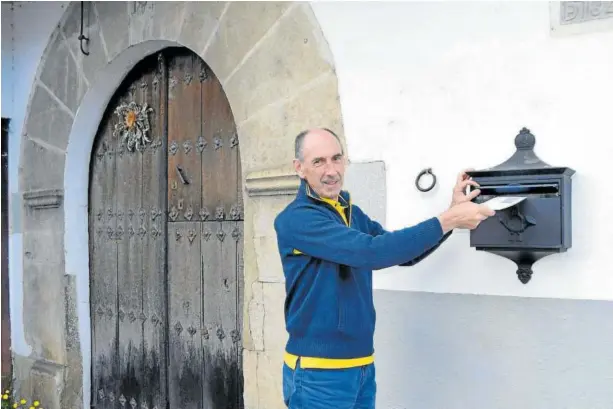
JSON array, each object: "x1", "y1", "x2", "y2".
[{"x1": 1, "y1": 117, "x2": 11, "y2": 388}]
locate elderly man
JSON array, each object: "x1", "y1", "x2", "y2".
[{"x1": 274, "y1": 128, "x2": 495, "y2": 409}]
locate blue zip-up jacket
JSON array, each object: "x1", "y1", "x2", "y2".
[{"x1": 274, "y1": 179, "x2": 452, "y2": 359}]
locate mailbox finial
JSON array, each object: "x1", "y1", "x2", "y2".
[{"x1": 515, "y1": 127, "x2": 535, "y2": 150}]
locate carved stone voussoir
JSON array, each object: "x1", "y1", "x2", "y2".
[{"x1": 23, "y1": 189, "x2": 64, "y2": 209}]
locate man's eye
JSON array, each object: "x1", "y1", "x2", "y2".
[{"x1": 313, "y1": 159, "x2": 322, "y2": 165}]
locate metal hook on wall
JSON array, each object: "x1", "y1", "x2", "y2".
[
  {"x1": 78, "y1": 1, "x2": 90, "y2": 56},
  {"x1": 415, "y1": 168, "x2": 437, "y2": 192}
]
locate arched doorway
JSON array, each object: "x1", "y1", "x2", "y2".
[
  {"x1": 17, "y1": 3, "x2": 344, "y2": 408},
  {"x1": 88, "y1": 47, "x2": 243, "y2": 409}
]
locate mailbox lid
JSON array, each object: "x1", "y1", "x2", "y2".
[{"x1": 465, "y1": 127, "x2": 575, "y2": 179}]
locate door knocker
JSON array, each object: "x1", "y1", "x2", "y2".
[{"x1": 415, "y1": 168, "x2": 437, "y2": 192}]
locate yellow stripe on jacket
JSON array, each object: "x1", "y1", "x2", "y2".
[{"x1": 284, "y1": 352, "x2": 374, "y2": 370}]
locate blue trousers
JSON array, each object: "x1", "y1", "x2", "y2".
[{"x1": 282, "y1": 360, "x2": 377, "y2": 409}]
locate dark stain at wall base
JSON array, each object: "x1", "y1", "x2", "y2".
[
  {"x1": 119, "y1": 341, "x2": 142, "y2": 401},
  {"x1": 93, "y1": 340, "x2": 165, "y2": 409},
  {"x1": 141, "y1": 347, "x2": 163, "y2": 408},
  {"x1": 94, "y1": 340, "x2": 244, "y2": 409},
  {"x1": 203, "y1": 347, "x2": 243, "y2": 409},
  {"x1": 174, "y1": 342, "x2": 203, "y2": 408}
]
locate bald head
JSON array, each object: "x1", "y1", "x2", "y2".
[
  {"x1": 293, "y1": 128, "x2": 347, "y2": 199},
  {"x1": 295, "y1": 128, "x2": 343, "y2": 162}
]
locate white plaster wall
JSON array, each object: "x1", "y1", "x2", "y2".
[
  {"x1": 1, "y1": 1, "x2": 70, "y2": 356},
  {"x1": 311, "y1": 1, "x2": 613, "y2": 301}
]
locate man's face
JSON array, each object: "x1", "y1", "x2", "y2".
[{"x1": 294, "y1": 129, "x2": 347, "y2": 199}]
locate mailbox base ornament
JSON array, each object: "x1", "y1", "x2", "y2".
[
  {"x1": 466, "y1": 128, "x2": 575, "y2": 284},
  {"x1": 486, "y1": 250, "x2": 552, "y2": 284}
]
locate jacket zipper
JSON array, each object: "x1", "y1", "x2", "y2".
[{"x1": 305, "y1": 185, "x2": 351, "y2": 227}]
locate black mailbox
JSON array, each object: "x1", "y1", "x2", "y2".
[{"x1": 466, "y1": 128, "x2": 575, "y2": 284}]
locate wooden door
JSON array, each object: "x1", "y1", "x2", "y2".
[{"x1": 89, "y1": 47, "x2": 243, "y2": 409}]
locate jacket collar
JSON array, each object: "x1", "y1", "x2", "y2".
[{"x1": 297, "y1": 178, "x2": 351, "y2": 207}]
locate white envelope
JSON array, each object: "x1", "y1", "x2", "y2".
[{"x1": 482, "y1": 196, "x2": 527, "y2": 211}]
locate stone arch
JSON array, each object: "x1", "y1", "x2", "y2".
[{"x1": 17, "y1": 2, "x2": 344, "y2": 408}]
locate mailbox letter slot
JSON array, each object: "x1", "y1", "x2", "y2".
[{"x1": 475, "y1": 183, "x2": 559, "y2": 198}]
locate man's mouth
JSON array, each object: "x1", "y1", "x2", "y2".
[{"x1": 323, "y1": 179, "x2": 339, "y2": 186}]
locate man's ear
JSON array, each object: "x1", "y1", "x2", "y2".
[{"x1": 293, "y1": 158, "x2": 304, "y2": 178}]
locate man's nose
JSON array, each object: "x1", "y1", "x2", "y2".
[{"x1": 323, "y1": 162, "x2": 336, "y2": 175}]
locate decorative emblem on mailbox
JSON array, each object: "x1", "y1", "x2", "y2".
[{"x1": 466, "y1": 128, "x2": 576, "y2": 284}]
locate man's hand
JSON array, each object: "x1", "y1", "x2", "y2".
[
  {"x1": 450, "y1": 168, "x2": 481, "y2": 208},
  {"x1": 437, "y1": 201, "x2": 495, "y2": 234}
]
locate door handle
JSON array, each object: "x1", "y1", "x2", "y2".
[{"x1": 176, "y1": 165, "x2": 189, "y2": 185}]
